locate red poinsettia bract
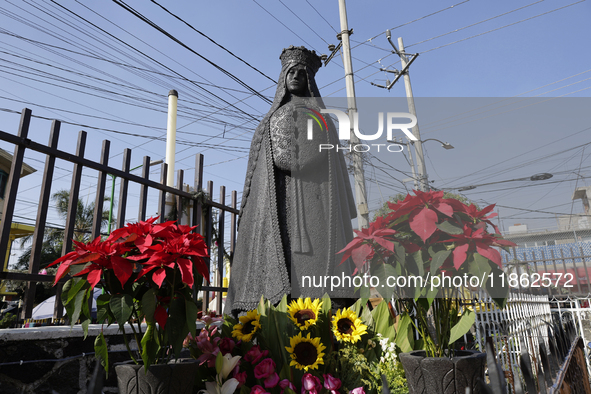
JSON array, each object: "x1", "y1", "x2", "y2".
[{"x1": 49, "y1": 218, "x2": 209, "y2": 290}]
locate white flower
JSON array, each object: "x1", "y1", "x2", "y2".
[
  {"x1": 221, "y1": 354, "x2": 241, "y2": 379},
  {"x1": 202, "y1": 378, "x2": 240, "y2": 394}
]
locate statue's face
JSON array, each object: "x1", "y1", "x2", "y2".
[{"x1": 286, "y1": 65, "x2": 308, "y2": 97}]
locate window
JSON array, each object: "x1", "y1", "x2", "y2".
[{"x1": 0, "y1": 169, "x2": 8, "y2": 199}]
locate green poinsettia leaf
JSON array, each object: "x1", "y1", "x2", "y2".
[
  {"x1": 109, "y1": 294, "x2": 133, "y2": 325},
  {"x1": 69, "y1": 287, "x2": 86, "y2": 326},
  {"x1": 467, "y1": 253, "x2": 492, "y2": 288},
  {"x1": 448, "y1": 309, "x2": 475, "y2": 345},
  {"x1": 165, "y1": 296, "x2": 188, "y2": 357},
  {"x1": 94, "y1": 332, "x2": 109, "y2": 376},
  {"x1": 141, "y1": 288, "x2": 156, "y2": 324},
  {"x1": 370, "y1": 264, "x2": 397, "y2": 300},
  {"x1": 95, "y1": 294, "x2": 113, "y2": 324},
  {"x1": 141, "y1": 322, "x2": 159, "y2": 369},
  {"x1": 436, "y1": 220, "x2": 464, "y2": 235},
  {"x1": 430, "y1": 250, "x2": 451, "y2": 276},
  {"x1": 62, "y1": 278, "x2": 88, "y2": 306}
]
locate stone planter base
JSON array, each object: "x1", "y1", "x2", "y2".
[
  {"x1": 115, "y1": 359, "x2": 199, "y2": 394},
  {"x1": 399, "y1": 350, "x2": 486, "y2": 394}
]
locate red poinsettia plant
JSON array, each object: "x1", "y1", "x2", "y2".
[
  {"x1": 49, "y1": 217, "x2": 209, "y2": 372},
  {"x1": 339, "y1": 190, "x2": 516, "y2": 357}
]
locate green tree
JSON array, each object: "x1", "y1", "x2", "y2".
[
  {"x1": 372, "y1": 191, "x2": 476, "y2": 220},
  {"x1": 16, "y1": 190, "x2": 110, "y2": 270}
]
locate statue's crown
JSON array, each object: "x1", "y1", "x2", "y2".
[{"x1": 280, "y1": 46, "x2": 322, "y2": 75}]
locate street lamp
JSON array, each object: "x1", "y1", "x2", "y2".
[
  {"x1": 387, "y1": 137, "x2": 454, "y2": 189},
  {"x1": 456, "y1": 173, "x2": 553, "y2": 192},
  {"x1": 421, "y1": 138, "x2": 454, "y2": 150},
  {"x1": 107, "y1": 159, "x2": 163, "y2": 233}
]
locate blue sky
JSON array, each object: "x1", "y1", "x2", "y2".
[{"x1": 0, "y1": 0, "x2": 590, "y2": 264}]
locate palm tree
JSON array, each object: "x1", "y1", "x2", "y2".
[{"x1": 16, "y1": 190, "x2": 110, "y2": 270}]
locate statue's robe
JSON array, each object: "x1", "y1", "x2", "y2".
[{"x1": 224, "y1": 59, "x2": 356, "y2": 315}]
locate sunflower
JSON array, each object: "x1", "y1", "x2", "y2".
[
  {"x1": 285, "y1": 332, "x2": 326, "y2": 371},
  {"x1": 332, "y1": 308, "x2": 367, "y2": 343},
  {"x1": 231, "y1": 310, "x2": 261, "y2": 342},
  {"x1": 287, "y1": 298, "x2": 322, "y2": 330}
]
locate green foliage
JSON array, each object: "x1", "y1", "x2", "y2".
[
  {"x1": 16, "y1": 190, "x2": 110, "y2": 271},
  {"x1": 326, "y1": 344, "x2": 381, "y2": 392},
  {"x1": 0, "y1": 313, "x2": 17, "y2": 329},
  {"x1": 379, "y1": 361, "x2": 409, "y2": 394}
]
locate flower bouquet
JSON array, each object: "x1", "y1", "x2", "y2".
[
  {"x1": 339, "y1": 190, "x2": 516, "y2": 358},
  {"x1": 49, "y1": 217, "x2": 209, "y2": 372},
  {"x1": 184, "y1": 295, "x2": 409, "y2": 394}
]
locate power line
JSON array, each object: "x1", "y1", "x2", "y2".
[
  {"x1": 251, "y1": 0, "x2": 317, "y2": 51},
  {"x1": 149, "y1": 0, "x2": 276, "y2": 84},
  {"x1": 111, "y1": 0, "x2": 272, "y2": 104},
  {"x1": 305, "y1": 0, "x2": 338, "y2": 33},
  {"x1": 406, "y1": 0, "x2": 545, "y2": 49},
  {"x1": 418, "y1": 0, "x2": 585, "y2": 54},
  {"x1": 278, "y1": 0, "x2": 329, "y2": 45}
]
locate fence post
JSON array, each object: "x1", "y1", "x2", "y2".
[
  {"x1": 116, "y1": 149, "x2": 131, "y2": 230},
  {"x1": 0, "y1": 109, "x2": 31, "y2": 273},
  {"x1": 22, "y1": 120, "x2": 61, "y2": 320}
]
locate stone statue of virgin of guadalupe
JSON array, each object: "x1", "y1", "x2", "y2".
[{"x1": 225, "y1": 46, "x2": 357, "y2": 316}]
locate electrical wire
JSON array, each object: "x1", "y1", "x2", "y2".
[{"x1": 148, "y1": 0, "x2": 276, "y2": 84}]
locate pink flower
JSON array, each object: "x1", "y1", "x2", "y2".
[
  {"x1": 302, "y1": 373, "x2": 322, "y2": 394},
  {"x1": 279, "y1": 379, "x2": 296, "y2": 394},
  {"x1": 254, "y1": 358, "x2": 276, "y2": 379},
  {"x1": 323, "y1": 374, "x2": 341, "y2": 393},
  {"x1": 183, "y1": 332, "x2": 194, "y2": 348},
  {"x1": 219, "y1": 337, "x2": 236, "y2": 355},
  {"x1": 264, "y1": 372, "x2": 280, "y2": 389},
  {"x1": 234, "y1": 371, "x2": 247, "y2": 388},
  {"x1": 244, "y1": 345, "x2": 269, "y2": 365},
  {"x1": 350, "y1": 388, "x2": 366, "y2": 394},
  {"x1": 251, "y1": 385, "x2": 269, "y2": 394}
]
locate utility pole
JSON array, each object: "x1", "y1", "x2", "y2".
[
  {"x1": 338, "y1": 0, "x2": 369, "y2": 229},
  {"x1": 396, "y1": 36, "x2": 428, "y2": 191},
  {"x1": 376, "y1": 31, "x2": 428, "y2": 191}
]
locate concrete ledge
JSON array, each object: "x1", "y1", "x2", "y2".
[{"x1": 0, "y1": 321, "x2": 209, "y2": 342}]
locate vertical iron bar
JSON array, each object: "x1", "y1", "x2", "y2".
[
  {"x1": 194, "y1": 154, "x2": 204, "y2": 234},
  {"x1": 176, "y1": 170, "x2": 184, "y2": 224},
  {"x1": 116, "y1": 149, "x2": 131, "y2": 229},
  {"x1": 92, "y1": 140, "x2": 110, "y2": 239},
  {"x1": 202, "y1": 180, "x2": 213, "y2": 313},
  {"x1": 22, "y1": 120, "x2": 60, "y2": 319},
  {"x1": 158, "y1": 163, "x2": 168, "y2": 223},
  {"x1": 57, "y1": 130, "x2": 87, "y2": 319},
  {"x1": 0, "y1": 108, "x2": 31, "y2": 266},
  {"x1": 138, "y1": 156, "x2": 150, "y2": 222},
  {"x1": 216, "y1": 186, "x2": 225, "y2": 314}
]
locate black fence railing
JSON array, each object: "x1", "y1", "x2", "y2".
[{"x1": 0, "y1": 108, "x2": 236, "y2": 320}]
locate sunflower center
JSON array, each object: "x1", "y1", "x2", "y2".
[
  {"x1": 294, "y1": 342, "x2": 318, "y2": 366},
  {"x1": 337, "y1": 318, "x2": 354, "y2": 334},
  {"x1": 242, "y1": 321, "x2": 254, "y2": 334},
  {"x1": 294, "y1": 309, "x2": 316, "y2": 325}
]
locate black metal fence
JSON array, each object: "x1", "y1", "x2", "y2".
[{"x1": 0, "y1": 108, "x2": 237, "y2": 320}]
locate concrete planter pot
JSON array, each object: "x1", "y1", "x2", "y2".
[
  {"x1": 399, "y1": 350, "x2": 486, "y2": 394},
  {"x1": 115, "y1": 359, "x2": 199, "y2": 394}
]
